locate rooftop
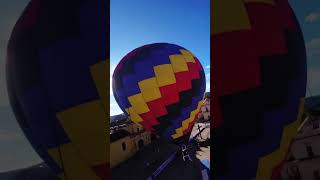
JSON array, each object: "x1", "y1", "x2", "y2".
[{"x1": 110, "y1": 129, "x2": 130, "y2": 143}]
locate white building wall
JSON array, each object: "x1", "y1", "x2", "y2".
[
  {"x1": 282, "y1": 159, "x2": 320, "y2": 180},
  {"x1": 291, "y1": 136, "x2": 320, "y2": 160},
  {"x1": 282, "y1": 116, "x2": 320, "y2": 180},
  {"x1": 292, "y1": 117, "x2": 320, "y2": 160},
  {"x1": 201, "y1": 99, "x2": 210, "y2": 121}
]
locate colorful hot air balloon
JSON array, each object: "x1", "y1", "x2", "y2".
[
  {"x1": 212, "y1": 0, "x2": 307, "y2": 180},
  {"x1": 6, "y1": 0, "x2": 109, "y2": 179},
  {"x1": 112, "y1": 43, "x2": 206, "y2": 144}
]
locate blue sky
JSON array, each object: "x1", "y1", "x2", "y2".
[
  {"x1": 110, "y1": 0, "x2": 210, "y2": 115},
  {"x1": 290, "y1": 0, "x2": 320, "y2": 97}
]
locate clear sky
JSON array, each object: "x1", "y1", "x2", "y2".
[
  {"x1": 290, "y1": 0, "x2": 320, "y2": 97},
  {"x1": 110, "y1": 0, "x2": 211, "y2": 115},
  {"x1": 0, "y1": 0, "x2": 319, "y2": 172},
  {"x1": 0, "y1": 0, "x2": 42, "y2": 172}
]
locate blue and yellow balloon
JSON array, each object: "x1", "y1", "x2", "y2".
[
  {"x1": 6, "y1": 0, "x2": 109, "y2": 179},
  {"x1": 112, "y1": 43, "x2": 206, "y2": 144},
  {"x1": 212, "y1": 0, "x2": 307, "y2": 179}
]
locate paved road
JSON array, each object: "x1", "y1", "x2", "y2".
[{"x1": 111, "y1": 139, "x2": 206, "y2": 180}]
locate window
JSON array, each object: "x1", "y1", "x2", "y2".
[
  {"x1": 313, "y1": 122, "x2": 319, "y2": 129},
  {"x1": 122, "y1": 142, "x2": 126, "y2": 151},
  {"x1": 287, "y1": 153, "x2": 295, "y2": 161},
  {"x1": 138, "y1": 139, "x2": 144, "y2": 149},
  {"x1": 290, "y1": 166, "x2": 301, "y2": 180},
  {"x1": 306, "y1": 145, "x2": 314, "y2": 158}
]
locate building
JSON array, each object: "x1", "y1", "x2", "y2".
[
  {"x1": 197, "y1": 92, "x2": 210, "y2": 122},
  {"x1": 201, "y1": 92, "x2": 210, "y2": 121},
  {"x1": 281, "y1": 97, "x2": 320, "y2": 180},
  {"x1": 110, "y1": 116, "x2": 152, "y2": 168},
  {"x1": 110, "y1": 92, "x2": 211, "y2": 169}
]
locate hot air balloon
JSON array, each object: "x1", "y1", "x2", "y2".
[
  {"x1": 212, "y1": 0, "x2": 307, "y2": 180},
  {"x1": 112, "y1": 43, "x2": 206, "y2": 145},
  {"x1": 6, "y1": 0, "x2": 109, "y2": 179}
]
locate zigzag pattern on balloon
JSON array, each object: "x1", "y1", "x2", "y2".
[
  {"x1": 212, "y1": 0, "x2": 307, "y2": 179},
  {"x1": 6, "y1": 0, "x2": 110, "y2": 179},
  {"x1": 254, "y1": 98, "x2": 305, "y2": 180},
  {"x1": 112, "y1": 43, "x2": 206, "y2": 142},
  {"x1": 48, "y1": 61, "x2": 109, "y2": 180},
  {"x1": 213, "y1": 0, "x2": 299, "y2": 128}
]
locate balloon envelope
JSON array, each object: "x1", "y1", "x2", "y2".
[
  {"x1": 6, "y1": 0, "x2": 109, "y2": 179},
  {"x1": 212, "y1": 0, "x2": 307, "y2": 179},
  {"x1": 112, "y1": 43, "x2": 206, "y2": 144}
]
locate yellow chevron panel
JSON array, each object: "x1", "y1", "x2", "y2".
[
  {"x1": 90, "y1": 60, "x2": 108, "y2": 114},
  {"x1": 57, "y1": 100, "x2": 108, "y2": 166},
  {"x1": 176, "y1": 127, "x2": 184, "y2": 135},
  {"x1": 128, "y1": 93, "x2": 150, "y2": 114},
  {"x1": 128, "y1": 107, "x2": 143, "y2": 123},
  {"x1": 169, "y1": 54, "x2": 189, "y2": 73},
  {"x1": 182, "y1": 116, "x2": 194, "y2": 130},
  {"x1": 180, "y1": 49, "x2": 195, "y2": 63},
  {"x1": 244, "y1": 0, "x2": 274, "y2": 5},
  {"x1": 191, "y1": 101, "x2": 202, "y2": 116},
  {"x1": 174, "y1": 118, "x2": 193, "y2": 138},
  {"x1": 48, "y1": 148, "x2": 63, "y2": 169},
  {"x1": 48, "y1": 143, "x2": 100, "y2": 180},
  {"x1": 182, "y1": 118, "x2": 191, "y2": 129},
  {"x1": 186, "y1": 103, "x2": 201, "y2": 125},
  {"x1": 212, "y1": 0, "x2": 251, "y2": 35},
  {"x1": 172, "y1": 127, "x2": 184, "y2": 139},
  {"x1": 179, "y1": 117, "x2": 193, "y2": 133},
  {"x1": 255, "y1": 98, "x2": 305, "y2": 180},
  {"x1": 182, "y1": 120, "x2": 191, "y2": 130},
  {"x1": 171, "y1": 133, "x2": 181, "y2": 139},
  {"x1": 171, "y1": 101, "x2": 203, "y2": 139},
  {"x1": 138, "y1": 77, "x2": 162, "y2": 102},
  {"x1": 153, "y1": 64, "x2": 176, "y2": 87},
  {"x1": 191, "y1": 105, "x2": 201, "y2": 118}
]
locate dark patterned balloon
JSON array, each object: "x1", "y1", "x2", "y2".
[
  {"x1": 6, "y1": 0, "x2": 109, "y2": 179},
  {"x1": 112, "y1": 43, "x2": 206, "y2": 144},
  {"x1": 212, "y1": 0, "x2": 307, "y2": 180}
]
